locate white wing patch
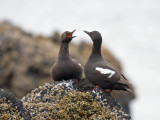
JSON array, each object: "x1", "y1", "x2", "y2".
[
  {"x1": 78, "y1": 63, "x2": 82, "y2": 67},
  {"x1": 95, "y1": 67, "x2": 116, "y2": 78}
]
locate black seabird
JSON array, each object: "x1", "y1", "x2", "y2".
[
  {"x1": 51, "y1": 30, "x2": 83, "y2": 81},
  {"x1": 84, "y1": 30, "x2": 133, "y2": 92}
]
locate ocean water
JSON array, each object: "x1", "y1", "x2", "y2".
[{"x1": 0, "y1": 0, "x2": 160, "y2": 119}]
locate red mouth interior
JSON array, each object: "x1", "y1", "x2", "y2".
[{"x1": 67, "y1": 33, "x2": 73, "y2": 38}]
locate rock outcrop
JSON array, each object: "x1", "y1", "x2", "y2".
[
  {"x1": 20, "y1": 79, "x2": 130, "y2": 119},
  {"x1": 0, "y1": 79, "x2": 131, "y2": 119}
]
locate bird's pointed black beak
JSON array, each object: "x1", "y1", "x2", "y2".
[
  {"x1": 72, "y1": 29, "x2": 76, "y2": 33},
  {"x1": 71, "y1": 36, "x2": 76, "y2": 39},
  {"x1": 84, "y1": 30, "x2": 91, "y2": 36},
  {"x1": 71, "y1": 29, "x2": 76, "y2": 38}
]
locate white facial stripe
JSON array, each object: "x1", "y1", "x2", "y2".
[{"x1": 95, "y1": 67, "x2": 116, "y2": 78}]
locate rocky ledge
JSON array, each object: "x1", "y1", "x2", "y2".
[{"x1": 0, "y1": 79, "x2": 131, "y2": 120}]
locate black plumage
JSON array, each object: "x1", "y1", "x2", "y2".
[
  {"x1": 84, "y1": 30, "x2": 133, "y2": 92},
  {"x1": 51, "y1": 30, "x2": 83, "y2": 81}
]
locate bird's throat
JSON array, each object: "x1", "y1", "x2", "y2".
[
  {"x1": 90, "y1": 43, "x2": 102, "y2": 60},
  {"x1": 58, "y1": 42, "x2": 69, "y2": 59}
]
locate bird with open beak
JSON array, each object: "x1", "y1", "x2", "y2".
[{"x1": 50, "y1": 30, "x2": 83, "y2": 82}]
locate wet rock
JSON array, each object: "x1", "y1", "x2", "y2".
[{"x1": 22, "y1": 79, "x2": 131, "y2": 120}]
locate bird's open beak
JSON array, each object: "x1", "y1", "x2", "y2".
[
  {"x1": 84, "y1": 30, "x2": 91, "y2": 36},
  {"x1": 67, "y1": 29, "x2": 76, "y2": 38}
]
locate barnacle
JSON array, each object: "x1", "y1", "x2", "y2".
[{"x1": 22, "y1": 83, "x2": 123, "y2": 120}]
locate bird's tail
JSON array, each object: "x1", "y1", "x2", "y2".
[
  {"x1": 124, "y1": 86, "x2": 134, "y2": 94},
  {"x1": 118, "y1": 76, "x2": 135, "y2": 95}
]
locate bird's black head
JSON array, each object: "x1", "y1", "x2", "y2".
[
  {"x1": 84, "y1": 30, "x2": 102, "y2": 44},
  {"x1": 61, "y1": 30, "x2": 76, "y2": 43}
]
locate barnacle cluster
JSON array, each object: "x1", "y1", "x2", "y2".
[
  {"x1": 0, "y1": 78, "x2": 130, "y2": 120},
  {"x1": 22, "y1": 83, "x2": 122, "y2": 120},
  {"x1": 0, "y1": 89, "x2": 31, "y2": 120},
  {"x1": 0, "y1": 98, "x2": 21, "y2": 120},
  {"x1": 0, "y1": 80, "x2": 130, "y2": 120},
  {"x1": 55, "y1": 91, "x2": 119, "y2": 120}
]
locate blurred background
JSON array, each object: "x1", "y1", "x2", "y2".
[{"x1": 0, "y1": 0, "x2": 160, "y2": 119}]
